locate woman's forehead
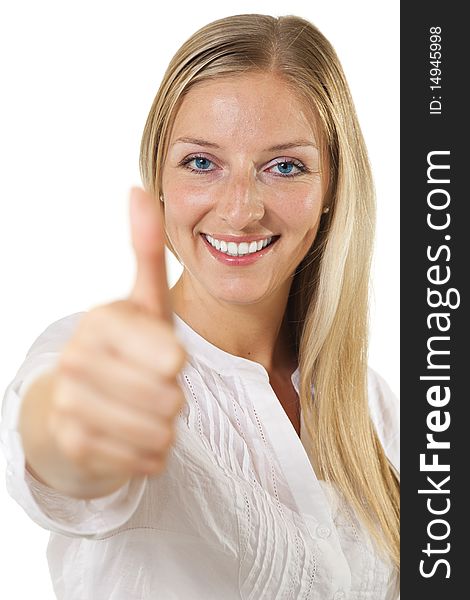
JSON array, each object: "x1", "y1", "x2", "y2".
[{"x1": 169, "y1": 73, "x2": 320, "y2": 150}]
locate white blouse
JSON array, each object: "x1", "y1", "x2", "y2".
[{"x1": 1, "y1": 312, "x2": 400, "y2": 600}]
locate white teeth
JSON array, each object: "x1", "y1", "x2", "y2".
[{"x1": 204, "y1": 234, "x2": 274, "y2": 256}]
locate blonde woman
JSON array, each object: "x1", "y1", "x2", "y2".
[{"x1": 1, "y1": 13, "x2": 399, "y2": 600}]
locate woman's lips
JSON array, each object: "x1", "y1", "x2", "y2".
[
  {"x1": 200, "y1": 233, "x2": 280, "y2": 266},
  {"x1": 202, "y1": 233, "x2": 276, "y2": 243}
]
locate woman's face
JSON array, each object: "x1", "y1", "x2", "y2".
[{"x1": 161, "y1": 72, "x2": 327, "y2": 307}]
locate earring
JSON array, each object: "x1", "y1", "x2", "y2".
[
  {"x1": 322, "y1": 206, "x2": 330, "y2": 214},
  {"x1": 159, "y1": 194, "x2": 164, "y2": 203}
]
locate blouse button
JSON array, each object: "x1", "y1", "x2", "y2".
[
  {"x1": 333, "y1": 591, "x2": 346, "y2": 600},
  {"x1": 316, "y1": 524, "x2": 331, "y2": 539}
]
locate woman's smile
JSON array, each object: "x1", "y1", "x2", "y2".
[{"x1": 200, "y1": 231, "x2": 281, "y2": 266}]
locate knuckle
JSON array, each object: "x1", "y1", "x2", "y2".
[
  {"x1": 155, "y1": 424, "x2": 174, "y2": 452},
  {"x1": 155, "y1": 387, "x2": 185, "y2": 420},
  {"x1": 165, "y1": 425, "x2": 176, "y2": 447},
  {"x1": 134, "y1": 453, "x2": 166, "y2": 476},
  {"x1": 85, "y1": 304, "x2": 118, "y2": 334},
  {"x1": 54, "y1": 390, "x2": 76, "y2": 414},
  {"x1": 58, "y1": 423, "x2": 90, "y2": 464},
  {"x1": 173, "y1": 344, "x2": 187, "y2": 371},
  {"x1": 154, "y1": 458, "x2": 168, "y2": 475},
  {"x1": 153, "y1": 323, "x2": 187, "y2": 374},
  {"x1": 125, "y1": 421, "x2": 145, "y2": 443},
  {"x1": 88, "y1": 303, "x2": 111, "y2": 322},
  {"x1": 58, "y1": 345, "x2": 86, "y2": 378},
  {"x1": 161, "y1": 344, "x2": 187, "y2": 377},
  {"x1": 150, "y1": 455, "x2": 168, "y2": 475},
  {"x1": 82, "y1": 307, "x2": 104, "y2": 333},
  {"x1": 74, "y1": 321, "x2": 100, "y2": 349},
  {"x1": 53, "y1": 380, "x2": 78, "y2": 414}
]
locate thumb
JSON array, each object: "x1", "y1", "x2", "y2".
[{"x1": 128, "y1": 186, "x2": 172, "y2": 321}]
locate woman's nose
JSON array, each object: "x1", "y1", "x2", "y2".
[{"x1": 214, "y1": 176, "x2": 265, "y2": 231}]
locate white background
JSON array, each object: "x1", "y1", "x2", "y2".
[{"x1": 0, "y1": 1, "x2": 399, "y2": 597}]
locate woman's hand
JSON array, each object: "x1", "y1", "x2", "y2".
[{"x1": 22, "y1": 188, "x2": 186, "y2": 496}]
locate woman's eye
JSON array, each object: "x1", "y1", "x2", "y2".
[
  {"x1": 267, "y1": 160, "x2": 306, "y2": 178},
  {"x1": 180, "y1": 155, "x2": 216, "y2": 173}
]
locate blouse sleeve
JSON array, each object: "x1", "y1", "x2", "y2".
[
  {"x1": 0, "y1": 312, "x2": 147, "y2": 539},
  {"x1": 367, "y1": 367, "x2": 400, "y2": 473}
]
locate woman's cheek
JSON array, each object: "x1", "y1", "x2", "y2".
[
  {"x1": 271, "y1": 189, "x2": 322, "y2": 227},
  {"x1": 167, "y1": 178, "x2": 213, "y2": 208},
  {"x1": 164, "y1": 193, "x2": 211, "y2": 239}
]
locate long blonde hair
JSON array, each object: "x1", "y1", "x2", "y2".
[{"x1": 139, "y1": 14, "x2": 400, "y2": 570}]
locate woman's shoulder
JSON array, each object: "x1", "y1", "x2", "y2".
[
  {"x1": 25, "y1": 311, "x2": 87, "y2": 355},
  {"x1": 367, "y1": 367, "x2": 400, "y2": 472},
  {"x1": 5, "y1": 312, "x2": 88, "y2": 403}
]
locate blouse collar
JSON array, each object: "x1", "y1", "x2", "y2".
[{"x1": 173, "y1": 312, "x2": 301, "y2": 393}]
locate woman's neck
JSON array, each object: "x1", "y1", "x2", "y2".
[{"x1": 169, "y1": 274, "x2": 296, "y2": 377}]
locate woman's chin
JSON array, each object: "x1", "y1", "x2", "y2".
[{"x1": 206, "y1": 286, "x2": 270, "y2": 306}]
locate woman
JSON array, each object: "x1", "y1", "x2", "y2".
[{"x1": 1, "y1": 13, "x2": 399, "y2": 599}]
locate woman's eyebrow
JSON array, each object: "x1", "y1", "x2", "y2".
[{"x1": 172, "y1": 136, "x2": 317, "y2": 151}]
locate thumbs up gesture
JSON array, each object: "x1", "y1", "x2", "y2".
[{"x1": 44, "y1": 188, "x2": 187, "y2": 493}]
